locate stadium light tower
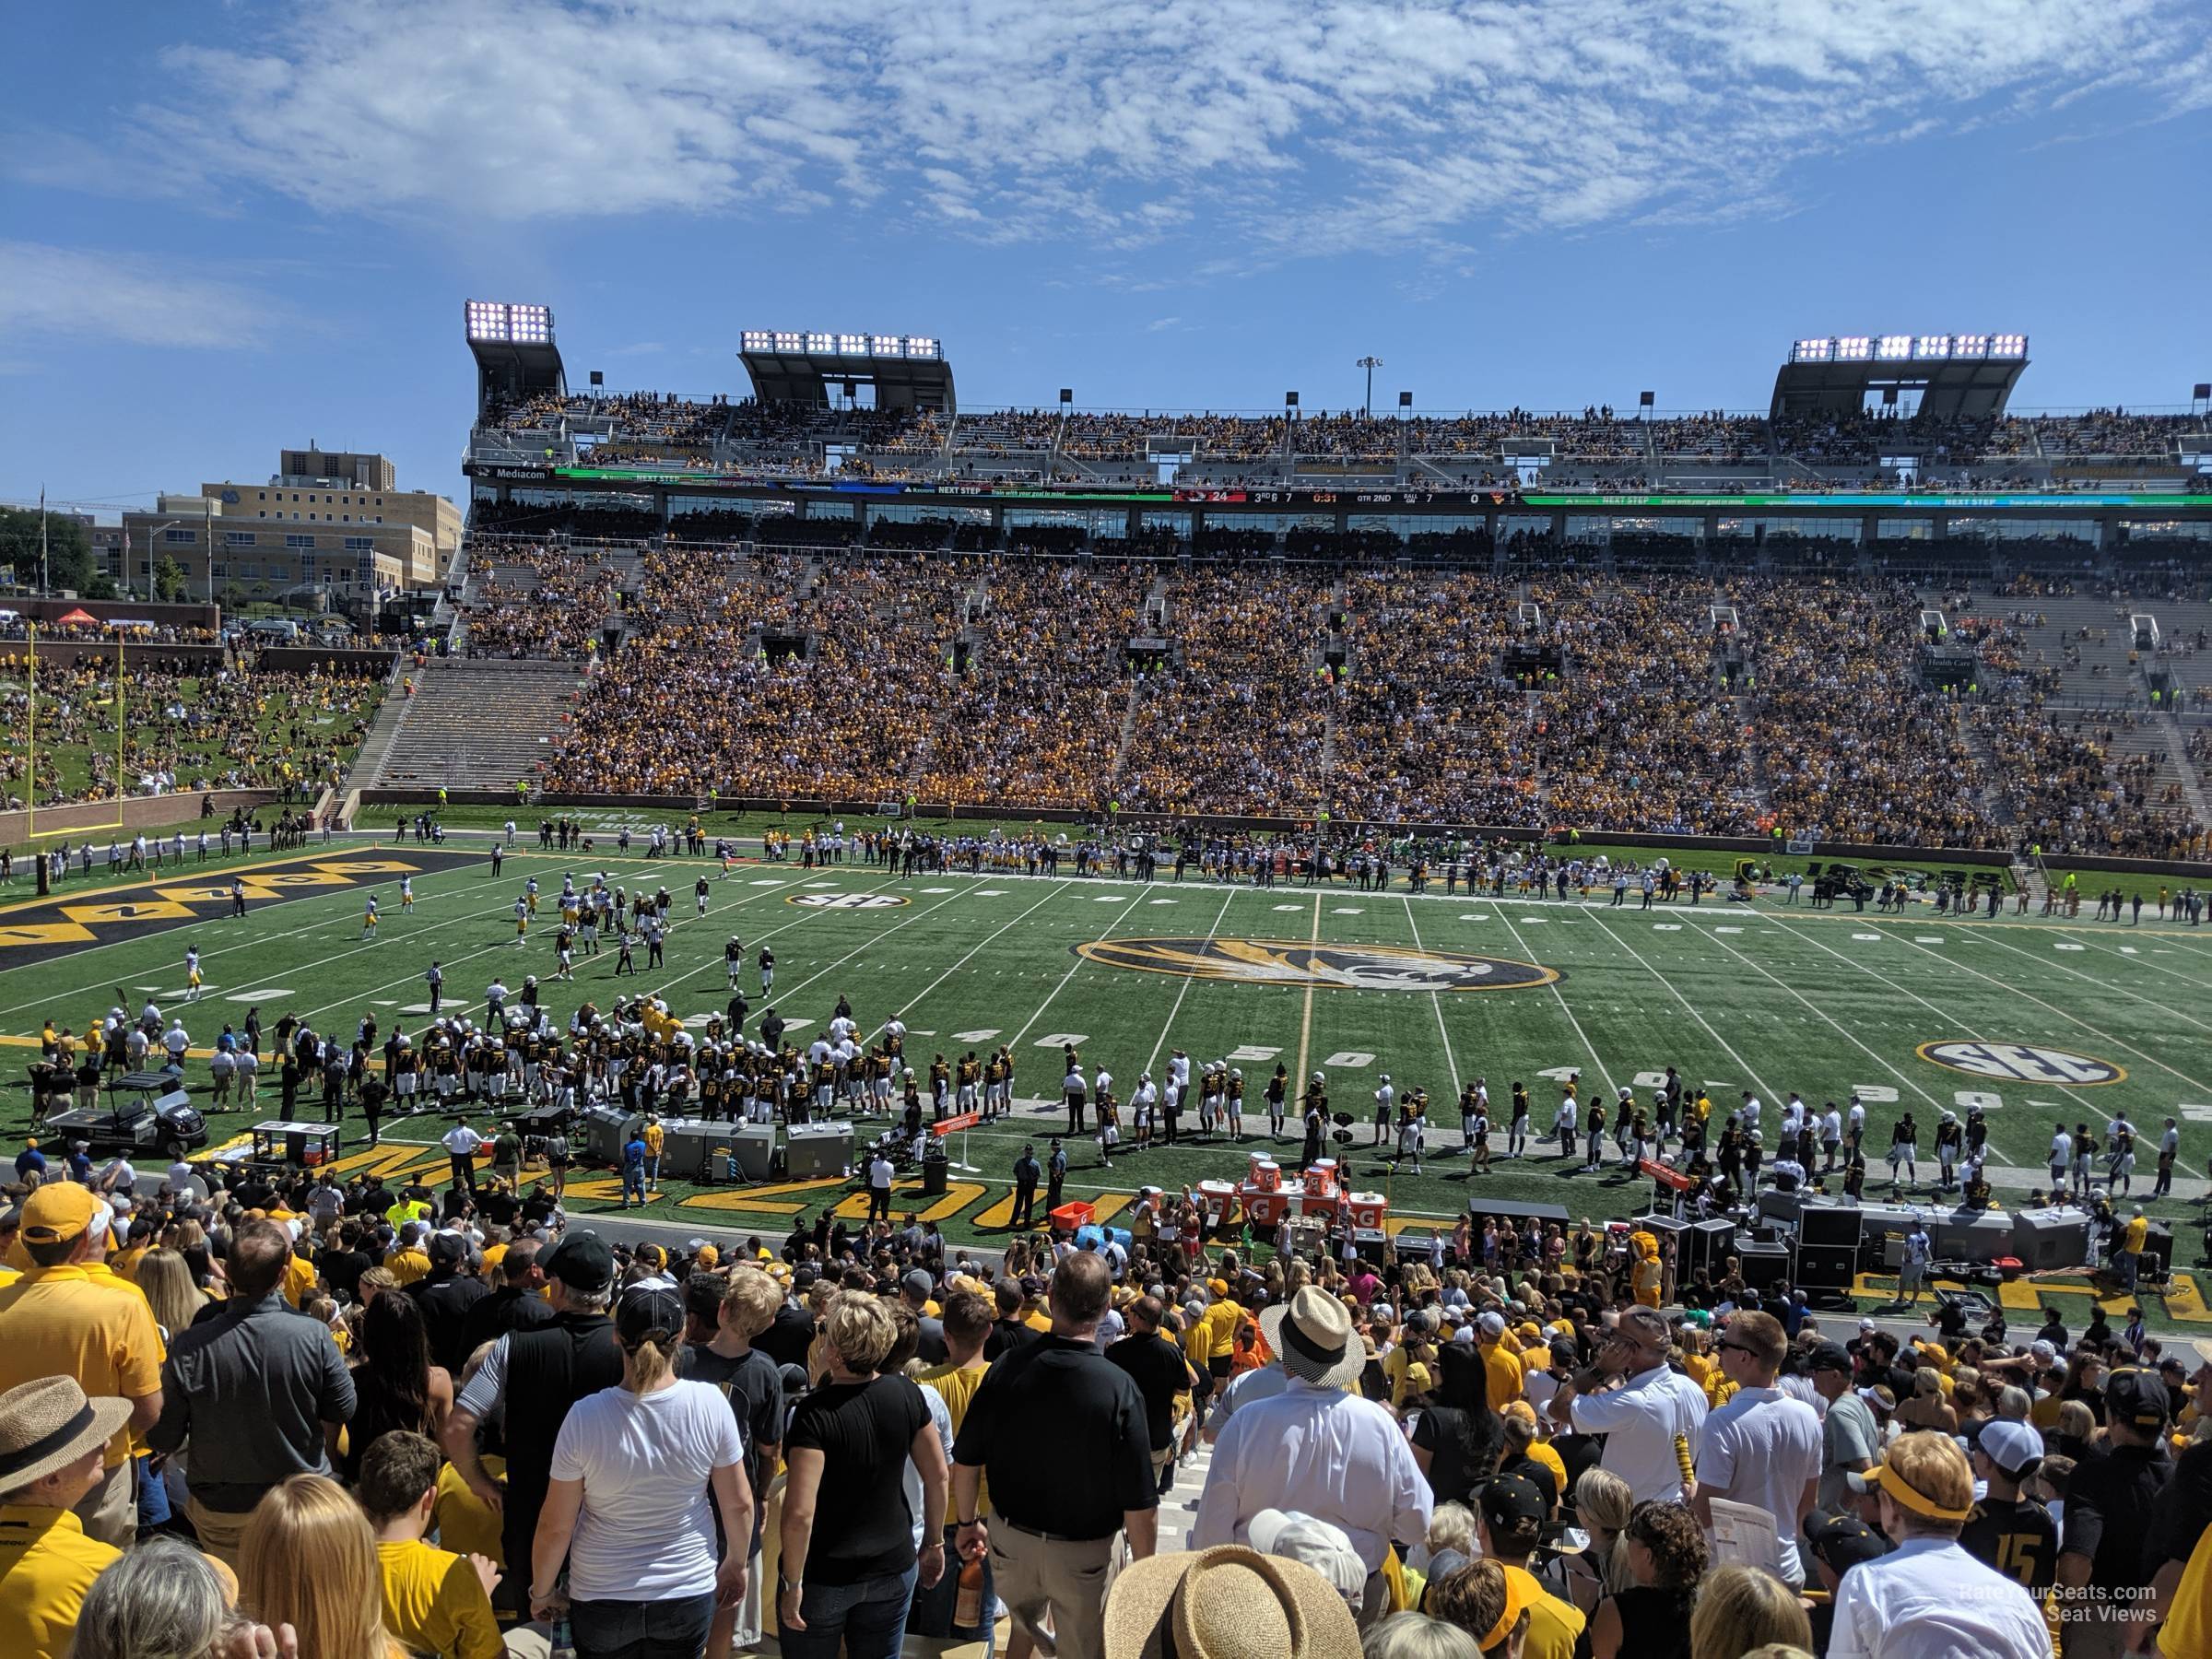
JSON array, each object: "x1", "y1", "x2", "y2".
[{"x1": 1357, "y1": 356, "x2": 1382, "y2": 419}]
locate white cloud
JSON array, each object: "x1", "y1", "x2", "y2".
[
  {"x1": 0, "y1": 241, "x2": 275, "y2": 348},
  {"x1": 38, "y1": 0, "x2": 2207, "y2": 263}
]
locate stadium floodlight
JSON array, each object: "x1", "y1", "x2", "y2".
[
  {"x1": 836, "y1": 333, "x2": 868, "y2": 357},
  {"x1": 871, "y1": 335, "x2": 904, "y2": 358},
  {"x1": 905, "y1": 336, "x2": 940, "y2": 359},
  {"x1": 773, "y1": 331, "x2": 803, "y2": 352},
  {"x1": 804, "y1": 332, "x2": 836, "y2": 354},
  {"x1": 1914, "y1": 335, "x2": 1950, "y2": 359},
  {"x1": 1877, "y1": 334, "x2": 1913, "y2": 361},
  {"x1": 741, "y1": 330, "x2": 774, "y2": 352},
  {"x1": 508, "y1": 303, "x2": 550, "y2": 344},
  {"x1": 1836, "y1": 335, "x2": 1873, "y2": 360},
  {"x1": 1990, "y1": 333, "x2": 2029, "y2": 358},
  {"x1": 1792, "y1": 338, "x2": 1835, "y2": 363},
  {"x1": 465, "y1": 300, "x2": 509, "y2": 343},
  {"x1": 1951, "y1": 334, "x2": 1989, "y2": 359}
]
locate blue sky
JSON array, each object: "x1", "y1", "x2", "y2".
[{"x1": 5, "y1": 0, "x2": 2210, "y2": 518}]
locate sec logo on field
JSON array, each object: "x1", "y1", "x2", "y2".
[
  {"x1": 785, "y1": 892, "x2": 911, "y2": 910},
  {"x1": 1916, "y1": 1041, "x2": 2124, "y2": 1086}
]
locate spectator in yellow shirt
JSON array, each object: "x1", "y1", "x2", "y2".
[
  {"x1": 386, "y1": 1220, "x2": 432, "y2": 1288},
  {"x1": 0, "y1": 1185, "x2": 163, "y2": 1547},
  {"x1": 359, "y1": 1430, "x2": 503, "y2": 1659},
  {"x1": 1477, "y1": 1311, "x2": 1526, "y2": 1411},
  {"x1": 0, "y1": 1377, "x2": 131, "y2": 1659}
]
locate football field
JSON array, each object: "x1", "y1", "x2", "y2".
[{"x1": 3, "y1": 836, "x2": 2210, "y2": 1318}]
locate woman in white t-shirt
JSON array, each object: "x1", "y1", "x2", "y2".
[{"x1": 532, "y1": 1287, "x2": 754, "y2": 1658}]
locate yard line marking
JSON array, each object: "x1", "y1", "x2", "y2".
[
  {"x1": 1006, "y1": 888, "x2": 1155, "y2": 1053},
  {"x1": 1868, "y1": 926, "x2": 2212, "y2": 1097},
  {"x1": 1294, "y1": 891, "x2": 1324, "y2": 1089},
  {"x1": 1687, "y1": 924, "x2": 1946, "y2": 1110},
  {"x1": 1495, "y1": 908, "x2": 1614, "y2": 1098},
  {"x1": 2010, "y1": 925, "x2": 2212, "y2": 1002},
  {"x1": 1582, "y1": 909, "x2": 1769, "y2": 1099},
  {"x1": 1401, "y1": 895, "x2": 1461, "y2": 1099},
  {"x1": 1146, "y1": 888, "x2": 1239, "y2": 1080},
  {"x1": 869, "y1": 882, "x2": 1074, "y2": 1038},
  {"x1": 683, "y1": 877, "x2": 981, "y2": 1018},
  {"x1": 1754, "y1": 912, "x2": 2112, "y2": 1120}
]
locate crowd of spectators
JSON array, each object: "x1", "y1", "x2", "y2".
[
  {"x1": 515, "y1": 537, "x2": 2212, "y2": 854},
  {"x1": 461, "y1": 543, "x2": 624, "y2": 661},
  {"x1": 0, "y1": 661, "x2": 383, "y2": 808},
  {"x1": 1118, "y1": 572, "x2": 1335, "y2": 814}
]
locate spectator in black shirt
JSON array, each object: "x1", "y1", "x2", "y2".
[
  {"x1": 985, "y1": 1278, "x2": 1041, "y2": 1360},
  {"x1": 2057, "y1": 1367, "x2": 2171, "y2": 1658},
  {"x1": 779, "y1": 1290, "x2": 946, "y2": 1658},
  {"x1": 901, "y1": 1270, "x2": 947, "y2": 1366},
  {"x1": 461, "y1": 1237, "x2": 558, "y2": 1356},
  {"x1": 2145, "y1": 1339, "x2": 2212, "y2": 1638},
  {"x1": 953, "y1": 1252, "x2": 1158, "y2": 1659},
  {"x1": 684, "y1": 1266, "x2": 785, "y2": 1656},
  {"x1": 1107, "y1": 1295, "x2": 1196, "y2": 1495},
  {"x1": 315, "y1": 1222, "x2": 372, "y2": 1304},
  {"x1": 406, "y1": 1232, "x2": 489, "y2": 1377},
  {"x1": 753, "y1": 1274, "x2": 818, "y2": 1370}
]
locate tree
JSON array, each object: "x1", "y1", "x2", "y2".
[
  {"x1": 153, "y1": 557, "x2": 190, "y2": 603},
  {"x1": 0, "y1": 506, "x2": 94, "y2": 593}
]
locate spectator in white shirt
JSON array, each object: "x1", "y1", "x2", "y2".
[
  {"x1": 1194, "y1": 1286, "x2": 1431, "y2": 1613},
  {"x1": 1828, "y1": 1430, "x2": 2053, "y2": 1659},
  {"x1": 1693, "y1": 1311, "x2": 1823, "y2": 1585},
  {"x1": 442, "y1": 1119, "x2": 486, "y2": 1192},
  {"x1": 1548, "y1": 1305, "x2": 1708, "y2": 1502}
]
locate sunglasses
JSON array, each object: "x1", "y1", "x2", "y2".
[{"x1": 1717, "y1": 1339, "x2": 1759, "y2": 1356}]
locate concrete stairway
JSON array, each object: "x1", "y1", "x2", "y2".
[{"x1": 368, "y1": 659, "x2": 587, "y2": 791}]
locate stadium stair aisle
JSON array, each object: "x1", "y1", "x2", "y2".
[{"x1": 369, "y1": 659, "x2": 586, "y2": 789}]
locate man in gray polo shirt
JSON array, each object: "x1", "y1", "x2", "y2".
[
  {"x1": 148, "y1": 1218, "x2": 356, "y2": 1565},
  {"x1": 1810, "y1": 1340, "x2": 1879, "y2": 1511}
]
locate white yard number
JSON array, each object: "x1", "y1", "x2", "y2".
[
  {"x1": 2180, "y1": 1104, "x2": 2212, "y2": 1124},
  {"x1": 1321, "y1": 1051, "x2": 1375, "y2": 1069},
  {"x1": 1851, "y1": 1086, "x2": 1899, "y2": 1104},
  {"x1": 1536, "y1": 1066, "x2": 1583, "y2": 1084},
  {"x1": 1954, "y1": 1090, "x2": 2004, "y2": 1112},
  {"x1": 1631, "y1": 1071, "x2": 1670, "y2": 1089},
  {"x1": 1033, "y1": 1033, "x2": 1089, "y2": 1050},
  {"x1": 1227, "y1": 1044, "x2": 1282, "y2": 1063},
  {"x1": 952, "y1": 1029, "x2": 1002, "y2": 1043}
]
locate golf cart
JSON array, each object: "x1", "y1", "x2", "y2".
[{"x1": 41, "y1": 1070, "x2": 207, "y2": 1161}]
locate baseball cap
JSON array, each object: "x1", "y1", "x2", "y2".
[
  {"x1": 541, "y1": 1230, "x2": 614, "y2": 1294},
  {"x1": 1808, "y1": 1341, "x2": 1853, "y2": 1374},
  {"x1": 1477, "y1": 1311, "x2": 1507, "y2": 1340},
  {"x1": 1478, "y1": 1472, "x2": 1551, "y2": 1529},
  {"x1": 2107, "y1": 1368, "x2": 2171, "y2": 1431},
  {"x1": 2030, "y1": 1339, "x2": 2057, "y2": 1366},
  {"x1": 1803, "y1": 1510, "x2": 1888, "y2": 1574},
  {"x1": 617, "y1": 1285, "x2": 686, "y2": 1346},
  {"x1": 901, "y1": 1269, "x2": 935, "y2": 1300},
  {"x1": 21, "y1": 1183, "x2": 99, "y2": 1246},
  {"x1": 1246, "y1": 1509, "x2": 1366, "y2": 1609},
  {"x1": 1975, "y1": 1418, "x2": 2045, "y2": 1479}
]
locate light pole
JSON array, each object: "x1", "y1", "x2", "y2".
[
  {"x1": 139, "y1": 520, "x2": 179, "y2": 601},
  {"x1": 1357, "y1": 356, "x2": 1382, "y2": 420}
]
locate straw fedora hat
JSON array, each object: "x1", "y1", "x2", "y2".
[
  {"x1": 1259, "y1": 1286, "x2": 1367, "y2": 1390},
  {"x1": 0, "y1": 1377, "x2": 132, "y2": 1495},
  {"x1": 1103, "y1": 1545, "x2": 1361, "y2": 1659}
]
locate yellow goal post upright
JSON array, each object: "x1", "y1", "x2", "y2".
[{"x1": 23, "y1": 618, "x2": 129, "y2": 841}]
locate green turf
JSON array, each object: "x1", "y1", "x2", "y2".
[{"x1": 6, "y1": 840, "x2": 2210, "y2": 1318}]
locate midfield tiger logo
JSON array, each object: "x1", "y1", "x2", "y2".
[{"x1": 1074, "y1": 937, "x2": 1559, "y2": 993}]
